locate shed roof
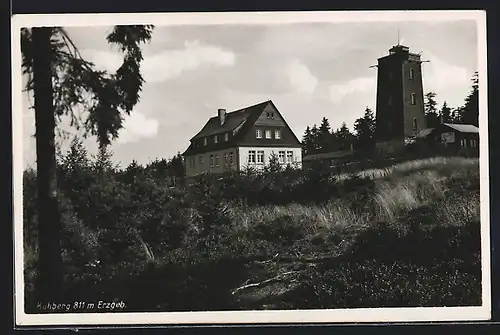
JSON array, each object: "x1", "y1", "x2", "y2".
[
  {"x1": 303, "y1": 150, "x2": 355, "y2": 161},
  {"x1": 443, "y1": 123, "x2": 479, "y2": 133}
]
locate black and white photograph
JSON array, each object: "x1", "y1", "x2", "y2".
[{"x1": 12, "y1": 10, "x2": 490, "y2": 326}]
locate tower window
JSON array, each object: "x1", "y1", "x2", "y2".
[
  {"x1": 412, "y1": 118, "x2": 418, "y2": 131},
  {"x1": 410, "y1": 93, "x2": 416, "y2": 105},
  {"x1": 409, "y1": 68, "x2": 414, "y2": 80}
]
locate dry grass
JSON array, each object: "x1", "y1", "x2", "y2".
[
  {"x1": 229, "y1": 156, "x2": 480, "y2": 240},
  {"x1": 353, "y1": 156, "x2": 479, "y2": 180}
]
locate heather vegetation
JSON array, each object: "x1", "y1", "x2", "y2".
[{"x1": 23, "y1": 140, "x2": 482, "y2": 312}]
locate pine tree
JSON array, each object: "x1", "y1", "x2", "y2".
[
  {"x1": 354, "y1": 107, "x2": 376, "y2": 152},
  {"x1": 462, "y1": 71, "x2": 479, "y2": 126},
  {"x1": 439, "y1": 101, "x2": 452, "y2": 124},
  {"x1": 310, "y1": 124, "x2": 320, "y2": 153},
  {"x1": 301, "y1": 126, "x2": 314, "y2": 156},
  {"x1": 22, "y1": 25, "x2": 154, "y2": 302},
  {"x1": 335, "y1": 122, "x2": 352, "y2": 151},
  {"x1": 424, "y1": 92, "x2": 440, "y2": 128},
  {"x1": 318, "y1": 117, "x2": 332, "y2": 153}
]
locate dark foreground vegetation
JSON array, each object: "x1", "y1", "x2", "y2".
[{"x1": 23, "y1": 142, "x2": 482, "y2": 312}]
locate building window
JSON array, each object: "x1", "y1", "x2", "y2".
[
  {"x1": 214, "y1": 135, "x2": 219, "y2": 144},
  {"x1": 471, "y1": 139, "x2": 477, "y2": 148},
  {"x1": 409, "y1": 68, "x2": 414, "y2": 80},
  {"x1": 204, "y1": 138, "x2": 207, "y2": 146},
  {"x1": 248, "y1": 150, "x2": 256, "y2": 164},
  {"x1": 265, "y1": 130, "x2": 272, "y2": 139},
  {"x1": 278, "y1": 151, "x2": 285, "y2": 163},
  {"x1": 215, "y1": 154, "x2": 219, "y2": 166},
  {"x1": 256, "y1": 129, "x2": 262, "y2": 139},
  {"x1": 224, "y1": 133, "x2": 229, "y2": 141},
  {"x1": 257, "y1": 151, "x2": 264, "y2": 164},
  {"x1": 275, "y1": 129, "x2": 281, "y2": 139},
  {"x1": 199, "y1": 156, "x2": 203, "y2": 165},
  {"x1": 461, "y1": 139, "x2": 467, "y2": 148},
  {"x1": 229, "y1": 152, "x2": 234, "y2": 164},
  {"x1": 266, "y1": 111, "x2": 275, "y2": 119},
  {"x1": 286, "y1": 151, "x2": 293, "y2": 163},
  {"x1": 412, "y1": 118, "x2": 418, "y2": 131},
  {"x1": 210, "y1": 154, "x2": 214, "y2": 167},
  {"x1": 410, "y1": 93, "x2": 416, "y2": 105},
  {"x1": 224, "y1": 152, "x2": 228, "y2": 166}
]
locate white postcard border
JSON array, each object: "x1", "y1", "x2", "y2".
[{"x1": 11, "y1": 10, "x2": 491, "y2": 326}]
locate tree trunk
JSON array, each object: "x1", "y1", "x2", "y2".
[{"x1": 31, "y1": 27, "x2": 64, "y2": 305}]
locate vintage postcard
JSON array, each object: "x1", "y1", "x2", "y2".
[{"x1": 12, "y1": 10, "x2": 490, "y2": 326}]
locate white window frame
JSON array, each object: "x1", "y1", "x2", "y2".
[
  {"x1": 257, "y1": 151, "x2": 264, "y2": 164},
  {"x1": 214, "y1": 135, "x2": 219, "y2": 144},
  {"x1": 275, "y1": 129, "x2": 281, "y2": 139},
  {"x1": 224, "y1": 133, "x2": 229, "y2": 141},
  {"x1": 215, "y1": 154, "x2": 219, "y2": 167},
  {"x1": 210, "y1": 155, "x2": 214, "y2": 167},
  {"x1": 409, "y1": 68, "x2": 414, "y2": 80},
  {"x1": 229, "y1": 152, "x2": 234, "y2": 164},
  {"x1": 256, "y1": 129, "x2": 262, "y2": 139},
  {"x1": 278, "y1": 151, "x2": 285, "y2": 163},
  {"x1": 204, "y1": 138, "x2": 207, "y2": 146},
  {"x1": 286, "y1": 151, "x2": 293, "y2": 163},
  {"x1": 248, "y1": 150, "x2": 256, "y2": 164},
  {"x1": 265, "y1": 130, "x2": 272, "y2": 139},
  {"x1": 412, "y1": 118, "x2": 417, "y2": 131},
  {"x1": 224, "y1": 152, "x2": 228, "y2": 166}
]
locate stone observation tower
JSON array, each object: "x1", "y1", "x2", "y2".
[{"x1": 371, "y1": 41, "x2": 428, "y2": 154}]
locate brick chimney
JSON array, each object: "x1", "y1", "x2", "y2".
[{"x1": 218, "y1": 108, "x2": 226, "y2": 126}]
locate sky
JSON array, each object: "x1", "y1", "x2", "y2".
[{"x1": 20, "y1": 18, "x2": 479, "y2": 169}]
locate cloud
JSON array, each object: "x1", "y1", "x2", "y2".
[
  {"x1": 329, "y1": 77, "x2": 376, "y2": 104},
  {"x1": 81, "y1": 40, "x2": 236, "y2": 83},
  {"x1": 117, "y1": 111, "x2": 159, "y2": 144},
  {"x1": 285, "y1": 59, "x2": 318, "y2": 95},
  {"x1": 423, "y1": 52, "x2": 470, "y2": 90},
  {"x1": 143, "y1": 40, "x2": 236, "y2": 82}
]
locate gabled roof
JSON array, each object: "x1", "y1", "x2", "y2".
[
  {"x1": 183, "y1": 100, "x2": 301, "y2": 156},
  {"x1": 443, "y1": 123, "x2": 479, "y2": 134},
  {"x1": 191, "y1": 100, "x2": 270, "y2": 140}
]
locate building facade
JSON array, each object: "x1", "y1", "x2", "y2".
[
  {"x1": 374, "y1": 44, "x2": 427, "y2": 155},
  {"x1": 183, "y1": 100, "x2": 302, "y2": 177},
  {"x1": 417, "y1": 123, "x2": 480, "y2": 156}
]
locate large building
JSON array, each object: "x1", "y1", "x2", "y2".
[
  {"x1": 182, "y1": 100, "x2": 302, "y2": 177},
  {"x1": 374, "y1": 43, "x2": 427, "y2": 155}
]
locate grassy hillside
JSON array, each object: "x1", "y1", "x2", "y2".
[{"x1": 22, "y1": 155, "x2": 482, "y2": 312}]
